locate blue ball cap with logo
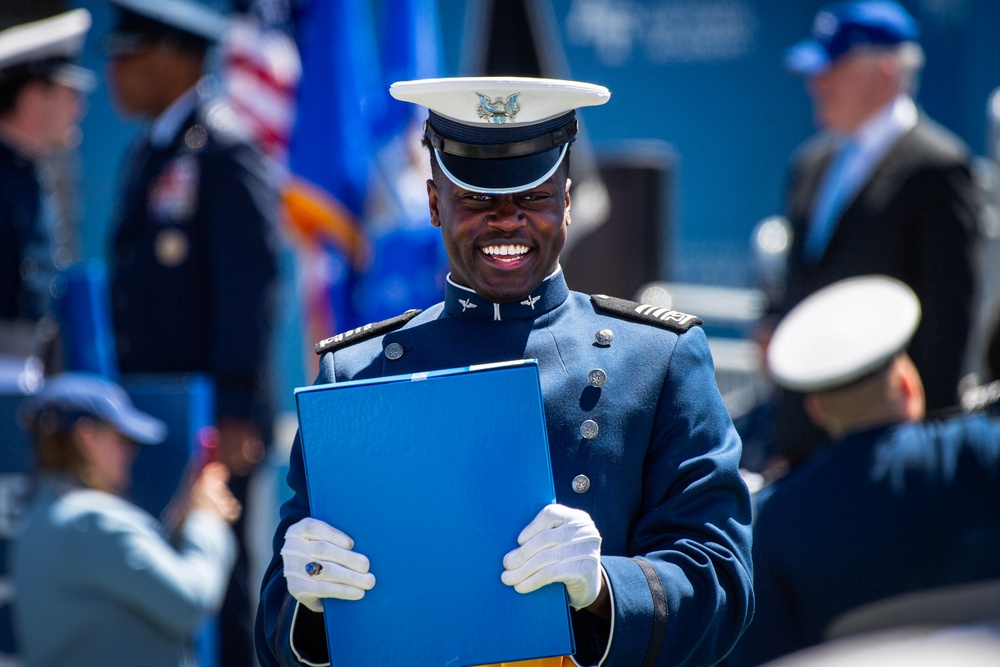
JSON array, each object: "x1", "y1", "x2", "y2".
[
  {"x1": 19, "y1": 373, "x2": 167, "y2": 444},
  {"x1": 785, "y1": 0, "x2": 919, "y2": 76}
]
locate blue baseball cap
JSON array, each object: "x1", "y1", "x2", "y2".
[
  {"x1": 786, "y1": 1, "x2": 919, "y2": 76},
  {"x1": 19, "y1": 373, "x2": 166, "y2": 444}
]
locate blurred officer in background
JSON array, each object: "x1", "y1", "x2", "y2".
[
  {"x1": 765, "y1": 0, "x2": 981, "y2": 471},
  {"x1": 103, "y1": 0, "x2": 279, "y2": 664},
  {"x1": 256, "y1": 77, "x2": 753, "y2": 667},
  {"x1": 729, "y1": 276, "x2": 1000, "y2": 667},
  {"x1": 0, "y1": 10, "x2": 94, "y2": 362},
  {"x1": 12, "y1": 372, "x2": 239, "y2": 667}
]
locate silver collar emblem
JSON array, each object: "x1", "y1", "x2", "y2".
[
  {"x1": 459, "y1": 298, "x2": 478, "y2": 312},
  {"x1": 476, "y1": 92, "x2": 520, "y2": 124},
  {"x1": 520, "y1": 294, "x2": 540, "y2": 309}
]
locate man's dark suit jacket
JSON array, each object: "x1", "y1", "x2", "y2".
[{"x1": 771, "y1": 116, "x2": 980, "y2": 467}]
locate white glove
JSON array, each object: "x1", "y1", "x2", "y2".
[
  {"x1": 501, "y1": 504, "x2": 602, "y2": 610},
  {"x1": 281, "y1": 517, "x2": 376, "y2": 612}
]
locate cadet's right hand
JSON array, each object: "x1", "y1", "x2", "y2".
[{"x1": 281, "y1": 517, "x2": 376, "y2": 612}]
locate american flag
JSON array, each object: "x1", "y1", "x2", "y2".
[{"x1": 220, "y1": 12, "x2": 300, "y2": 164}]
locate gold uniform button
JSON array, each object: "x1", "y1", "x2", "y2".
[
  {"x1": 154, "y1": 228, "x2": 189, "y2": 267},
  {"x1": 581, "y1": 419, "x2": 599, "y2": 440},
  {"x1": 384, "y1": 342, "x2": 404, "y2": 360},
  {"x1": 572, "y1": 474, "x2": 591, "y2": 494}
]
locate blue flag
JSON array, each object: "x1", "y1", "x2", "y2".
[
  {"x1": 354, "y1": 0, "x2": 449, "y2": 323},
  {"x1": 287, "y1": 0, "x2": 385, "y2": 336}
]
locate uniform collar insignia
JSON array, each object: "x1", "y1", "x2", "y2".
[{"x1": 444, "y1": 270, "x2": 568, "y2": 320}]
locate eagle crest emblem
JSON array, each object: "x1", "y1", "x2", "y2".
[{"x1": 476, "y1": 92, "x2": 520, "y2": 124}]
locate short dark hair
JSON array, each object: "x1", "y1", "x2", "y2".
[
  {"x1": 0, "y1": 71, "x2": 49, "y2": 117},
  {"x1": 26, "y1": 407, "x2": 87, "y2": 474}
]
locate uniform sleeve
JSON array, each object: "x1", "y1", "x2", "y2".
[
  {"x1": 597, "y1": 328, "x2": 754, "y2": 667},
  {"x1": 0, "y1": 201, "x2": 19, "y2": 319},
  {"x1": 723, "y1": 496, "x2": 803, "y2": 667},
  {"x1": 68, "y1": 505, "x2": 236, "y2": 641},
  {"x1": 200, "y1": 142, "x2": 279, "y2": 424}
]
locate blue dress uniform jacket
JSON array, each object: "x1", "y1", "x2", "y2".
[
  {"x1": 110, "y1": 103, "x2": 278, "y2": 426},
  {"x1": 12, "y1": 476, "x2": 236, "y2": 667},
  {"x1": 728, "y1": 414, "x2": 1000, "y2": 667},
  {"x1": 255, "y1": 271, "x2": 754, "y2": 667},
  {"x1": 0, "y1": 138, "x2": 55, "y2": 322}
]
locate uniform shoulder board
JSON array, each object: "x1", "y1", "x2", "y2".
[
  {"x1": 199, "y1": 100, "x2": 251, "y2": 144},
  {"x1": 315, "y1": 309, "x2": 422, "y2": 355},
  {"x1": 590, "y1": 294, "x2": 703, "y2": 333}
]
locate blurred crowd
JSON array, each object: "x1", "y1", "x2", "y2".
[{"x1": 1, "y1": 0, "x2": 999, "y2": 667}]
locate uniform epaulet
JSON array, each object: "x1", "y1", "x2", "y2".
[
  {"x1": 198, "y1": 100, "x2": 251, "y2": 144},
  {"x1": 315, "y1": 309, "x2": 422, "y2": 355},
  {"x1": 590, "y1": 294, "x2": 702, "y2": 333}
]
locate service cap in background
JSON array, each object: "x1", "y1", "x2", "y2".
[
  {"x1": 19, "y1": 372, "x2": 167, "y2": 444},
  {"x1": 0, "y1": 9, "x2": 96, "y2": 92},
  {"x1": 785, "y1": 0, "x2": 919, "y2": 76},
  {"x1": 767, "y1": 275, "x2": 921, "y2": 393},
  {"x1": 390, "y1": 76, "x2": 610, "y2": 194},
  {"x1": 104, "y1": 0, "x2": 230, "y2": 56}
]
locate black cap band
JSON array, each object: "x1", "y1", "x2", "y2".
[{"x1": 424, "y1": 110, "x2": 578, "y2": 159}]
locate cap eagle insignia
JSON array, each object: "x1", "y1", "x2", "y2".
[{"x1": 476, "y1": 92, "x2": 520, "y2": 124}]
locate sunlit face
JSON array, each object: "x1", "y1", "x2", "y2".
[
  {"x1": 76, "y1": 420, "x2": 139, "y2": 495},
  {"x1": 807, "y1": 51, "x2": 894, "y2": 133},
  {"x1": 427, "y1": 166, "x2": 571, "y2": 303}
]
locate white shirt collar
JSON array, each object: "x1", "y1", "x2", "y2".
[
  {"x1": 445, "y1": 264, "x2": 564, "y2": 295},
  {"x1": 149, "y1": 86, "x2": 200, "y2": 148},
  {"x1": 850, "y1": 95, "x2": 918, "y2": 154}
]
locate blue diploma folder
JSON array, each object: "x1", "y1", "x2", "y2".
[{"x1": 295, "y1": 359, "x2": 574, "y2": 667}]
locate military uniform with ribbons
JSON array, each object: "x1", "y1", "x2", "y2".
[{"x1": 110, "y1": 98, "x2": 278, "y2": 427}]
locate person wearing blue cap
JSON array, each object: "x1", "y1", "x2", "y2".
[
  {"x1": 102, "y1": 1, "x2": 279, "y2": 663},
  {"x1": 0, "y1": 10, "x2": 95, "y2": 362},
  {"x1": 256, "y1": 77, "x2": 753, "y2": 667},
  {"x1": 727, "y1": 276, "x2": 1000, "y2": 667},
  {"x1": 763, "y1": 0, "x2": 980, "y2": 472},
  {"x1": 11, "y1": 372, "x2": 241, "y2": 667}
]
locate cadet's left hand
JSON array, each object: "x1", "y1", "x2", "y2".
[{"x1": 501, "y1": 504, "x2": 603, "y2": 610}]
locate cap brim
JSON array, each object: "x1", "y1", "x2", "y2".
[
  {"x1": 102, "y1": 32, "x2": 151, "y2": 57},
  {"x1": 115, "y1": 408, "x2": 167, "y2": 444},
  {"x1": 436, "y1": 144, "x2": 567, "y2": 194},
  {"x1": 50, "y1": 63, "x2": 97, "y2": 92},
  {"x1": 785, "y1": 40, "x2": 831, "y2": 76}
]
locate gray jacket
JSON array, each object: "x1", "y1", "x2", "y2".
[{"x1": 12, "y1": 476, "x2": 235, "y2": 666}]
